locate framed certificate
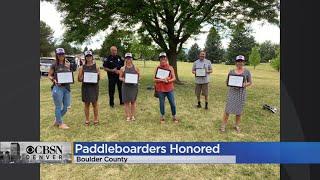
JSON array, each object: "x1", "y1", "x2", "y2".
[
  {"x1": 155, "y1": 68, "x2": 171, "y2": 79},
  {"x1": 83, "y1": 72, "x2": 98, "y2": 83},
  {"x1": 56, "y1": 72, "x2": 74, "y2": 84},
  {"x1": 227, "y1": 74, "x2": 244, "y2": 88},
  {"x1": 195, "y1": 68, "x2": 206, "y2": 77},
  {"x1": 125, "y1": 73, "x2": 138, "y2": 84}
]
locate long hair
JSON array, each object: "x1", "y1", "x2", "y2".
[{"x1": 55, "y1": 54, "x2": 66, "y2": 65}]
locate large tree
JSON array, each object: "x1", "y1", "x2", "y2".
[
  {"x1": 188, "y1": 43, "x2": 201, "y2": 62},
  {"x1": 40, "y1": 20, "x2": 55, "y2": 57},
  {"x1": 259, "y1": 40, "x2": 277, "y2": 63},
  {"x1": 43, "y1": 0, "x2": 279, "y2": 82},
  {"x1": 205, "y1": 27, "x2": 224, "y2": 63},
  {"x1": 226, "y1": 23, "x2": 256, "y2": 64}
]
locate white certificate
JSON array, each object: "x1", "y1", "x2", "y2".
[
  {"x1": 195, "y1": 68, "x2": 206, "y2": 77},
  {"x1": 56, "y1": 72, "x2": 74, "y2": 84},
  {"x1": 83, "y1": 72, "x2": 98, "y2": 83},
  {"x1": 227, "y1": 75, "x2": 244, "y2": 88},
  {"x1": 155, "y1": 68, "x2": 170, "y2": 79},
  {"x1": 125, "y1": 73, "x2": 138, "y2": 84}
]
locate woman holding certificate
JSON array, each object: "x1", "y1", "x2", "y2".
[
  {"x1": 78, "y1": 50, "x2": 100, "y2": 126},
  {"x1": 154, "y1": 52, "x2": 178, "y2": 123},
  {"x1": 220, "y1": 55, "x2": 252, "y2": 132},
  {"x1": 48, "y1": 48, "x2": 72, "y2": 130},
  {"x1": 119, "y1": 53, "x2": 140, "y2": 121}
]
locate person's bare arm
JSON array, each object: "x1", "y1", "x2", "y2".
[
  {"x1": 136, "y1": 67, "x2": 141, "y2": 80},
  {"x1": 78, "y1": 67, "x2": 84, "y2": 82},
  {"x1": 48, "y1": 67, "x2": 58, "y2": 85},
  {"x1": 119, "y1": 67, "x2": 125, "y2": 81},
  {"x1": 167, "y1": 67, "x2": 176, "y2": 83}
]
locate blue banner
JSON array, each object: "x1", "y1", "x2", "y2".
[{"x1": 73, "y1": 142, "x2": 320, "y2": 164}]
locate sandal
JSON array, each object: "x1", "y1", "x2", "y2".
[
  {"x1": 126, "y1": 117, "x2": 131, "y2": 122},
  {"x1": 131, "y1": 116, "x2": 136, "y2": 121},
  {"x1": 160, "y1": 118, "x2": 165, "y2": 124},
  {"x1": 93, "y1": 120, "x2": 99, "y2": 126},
  {"x1": 220, "y1": 124, "x2": 226, "y2": 132},
  {"x1": 85, "y1": 120, "x2": 90, "y2": 126},
  {"x1": 53, "y1": 119, "x2": 59, "y2": 127},
  {"x1": 234, "y1": 125, "x2": 241, "y2": 133}
]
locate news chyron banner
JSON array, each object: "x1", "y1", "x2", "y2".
[
  {"x1": 0, "y1": 142, "x2": 72, "y2": 164},
  {"x1": 1, "y1": 142, "x2": 320, "y2": 164}
]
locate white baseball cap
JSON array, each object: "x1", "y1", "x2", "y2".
[
  {"x1": 236, "y1": 55, "x2": 245, "y2": 61},
  {"x1": 159, "y1": 52, "x2": 167, "y2": 58},
  {"x1": 56, "y1": 48, "x2": 65, "y2": 55},
  {"x1": 125, "y1": 53, "x2": 133, "y2": 58},
  {"x1": 84, "y1": 50, "x2": 93, "y2": 56}
]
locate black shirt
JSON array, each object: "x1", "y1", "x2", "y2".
[
  {"x1": 50, "y1": 63, "x2": 71, "y2": 91},
  {"x1": 103, "y1": 55, "x2": 124, "y2": 78}
]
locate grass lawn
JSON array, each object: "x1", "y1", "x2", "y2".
[{"x1": 40, "y1": 60, "x2": 280, "y2": 179}]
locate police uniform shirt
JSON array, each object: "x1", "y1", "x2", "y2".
[{"x1": 103, "y1": 55, "x2": 124, "y2": 78}]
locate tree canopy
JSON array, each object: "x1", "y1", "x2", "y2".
[
  {"x1": 188, "y1": 43, "x2": 201, "y2": 62},
  {"x1": 43, "y1": 0, "x2": 279, "y2": 81},
  {"x1": 249, "y1": 46, "x2": 261, "y2": 69},
  {"x1": 205, "y1": 27, "x2": 224, "y2": 63},
  {"x1": 226, "y1": 23, "x2": 256, "y2": 64},
  {"x1": 259, "y1": 40, "x2": 277, "y2": 63},
  {"x1": 40, "y1": 20, "x2": 55, "y2": 57}
]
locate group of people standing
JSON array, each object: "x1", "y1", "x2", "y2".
[{"x1": 47, "y1": 46, "x2": 252, "y2": 133}]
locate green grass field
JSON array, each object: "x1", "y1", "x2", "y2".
[{"x1": 40, "y1": 61, "x2": 280, "y2": 179}]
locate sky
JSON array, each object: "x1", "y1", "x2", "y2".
[{"x1": 40, "y1": 1, "x2": 280, "y2": 50}]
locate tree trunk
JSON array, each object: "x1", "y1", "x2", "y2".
[{"x1": 166, "y1": 50, "x2": 182, "y2": 84}]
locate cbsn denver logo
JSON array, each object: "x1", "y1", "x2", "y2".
[{"x1": 25, "y1": 145, "x2": 63, "y2": 161}]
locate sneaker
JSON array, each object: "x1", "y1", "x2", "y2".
[
  {"x1": 67, "y1": 105, "x2": 71, "y2": 109},
  {"x1": 126, "y1": 117, "x2": 131, "y2": 122},
  {"x1": 59, "y1": 123, "x2": 70, "y2": 129},
  {"x1": 197, "y1": 102, "x2": 201, "y2": 108},
  {"x1": 131, "y1": 116, "x2": 136, "y2": 121}
]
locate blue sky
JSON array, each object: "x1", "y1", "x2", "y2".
[{"x1": 40, "y1": 1, "x2": 280, "y2": 50}]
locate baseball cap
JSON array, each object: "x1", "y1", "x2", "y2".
[
  {"x1": 125, "y1": 53, "x2": 133, "y2": 58},
  {"x1": 56, "y1": 48, "x2": 65, "y2": 55},
  {"x1": 84, "y1": 50, "x2": 93, "y2": 56},
  {"x1": 235, "y1": 55, "x2": 245, "y2": 61},
  {"x1": 159, "y1": 52, "x2": 167, "y2": 58}
]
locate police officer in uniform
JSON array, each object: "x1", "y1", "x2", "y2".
[{"x1": 103, "y1": 46, "x2": 124, "y2": 107}]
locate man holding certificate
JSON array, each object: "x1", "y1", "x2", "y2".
[
  {"x1": 154, "y1": 52, "x2": 178, "y2": 123},
  {"x1": 119, "y1": 53, "x2": 140, "y2": 122},
  {"x1": 48, "y1": 48, "x2": 72, "y2": 130},
  {"x1": 192, "y1": 51, "x2": 213, "y2": 109},
  {"x1": 78, "y1": 50, "x2": 100, "y2": 126},
  {"x1": 220, "y1": 55, "x2": 252, "y2": 133}
]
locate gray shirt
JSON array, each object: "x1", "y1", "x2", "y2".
[{"x1": 192, "y1": 59, "x2": 212, "y2": 84}]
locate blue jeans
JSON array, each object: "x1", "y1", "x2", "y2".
[
  {"x1": 158, "y1": 91, "x2": 176, "y2": 117},
  {"x1": 52, "y1": 85, "x2": 71, "y2": 124}
]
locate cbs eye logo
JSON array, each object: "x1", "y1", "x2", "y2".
[{"x1": 26, "y1": 146, "x2": 35, "y2": 154}]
